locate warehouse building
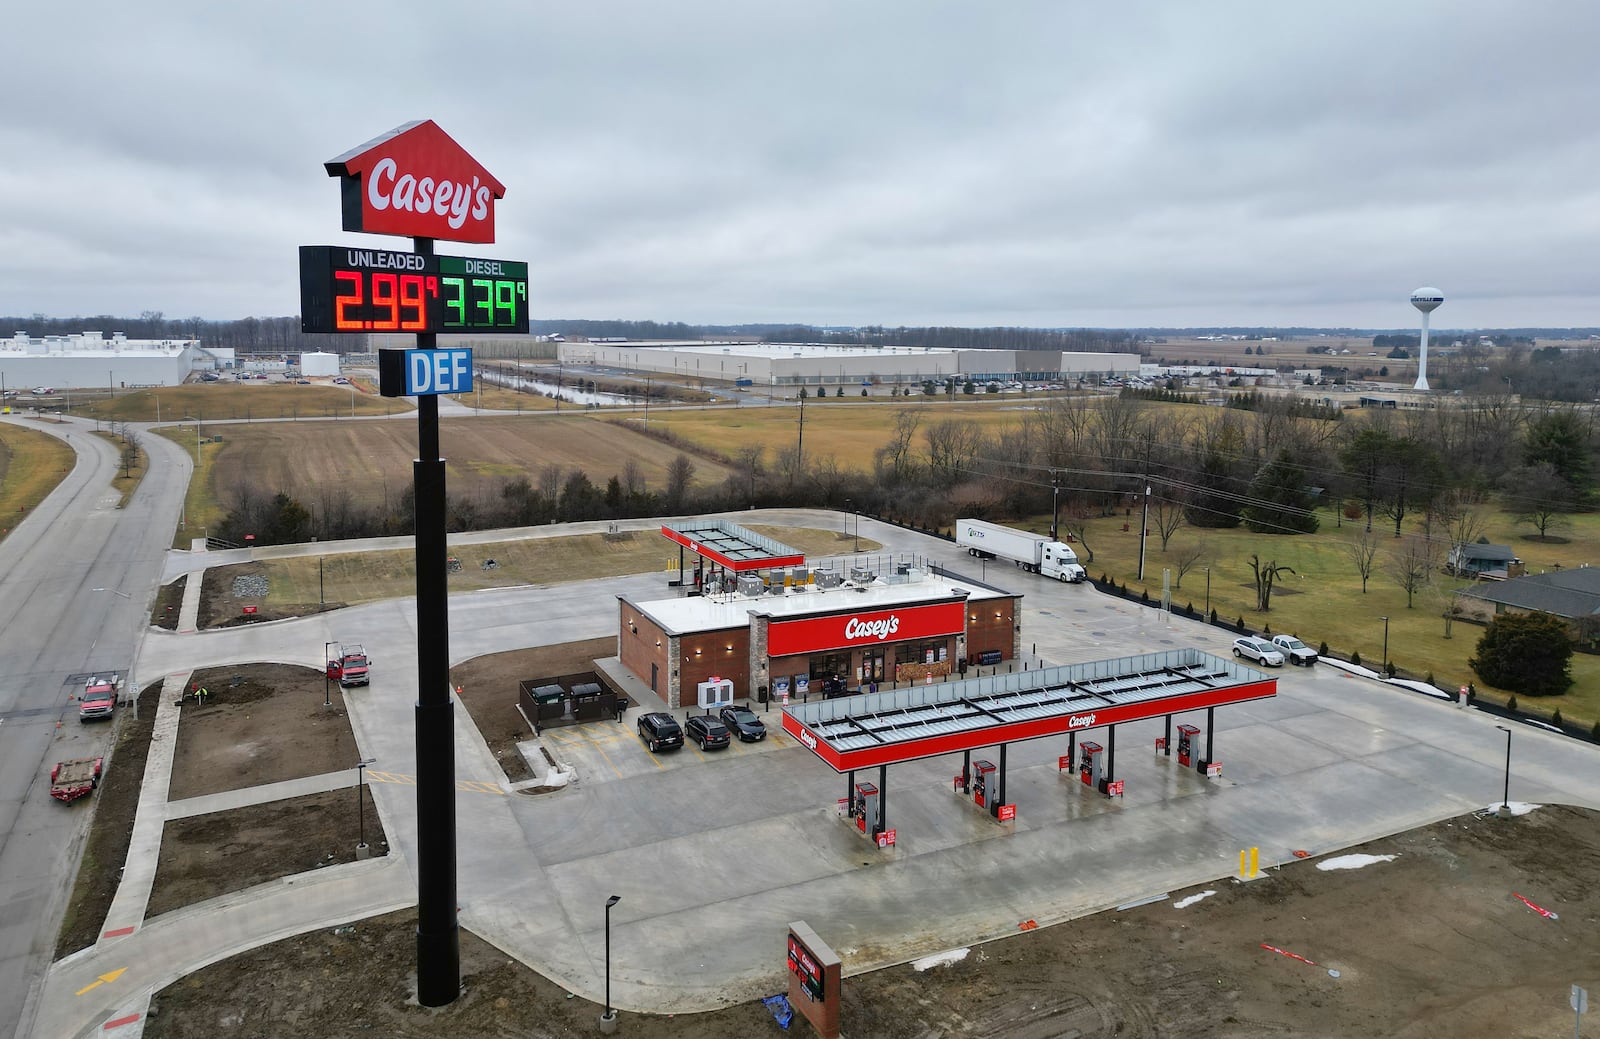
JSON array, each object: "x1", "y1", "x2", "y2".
[
  {"x1": 558, "y1": 340, "x2": 1137, "y2": 391},
  {"x1": 0, "y1": 331, "x2": 206, "y2": 389}
]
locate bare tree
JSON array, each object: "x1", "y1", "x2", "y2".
[
  {"x1": 875, "y1": 409, "x2": 922, "y2": 484},
  {"x1": 1150, "y1": 493, "x2": 1186, "y2": 551},
  {"x1": 924, "y1": 419, "x2": 984, "y2": 486},
  {"x1": 621, "y1": 458, "x2": 646, "y2": 498},
  {"x1": 1436, "y1": 489, "x2": 1492, "y2": 569},
  {"x1": 1171, "y1": 539, "x2": 1210, "y2": 589},
  {"x1": 1247, "y1": 554, "x2": 1296, "y2": 612},
  {"x1": 537, "y1": 463, "x2": 563, "y2": 505},
  {"x1": 1506, "y1": 462, "x2": 1575, "y2": 539},
  {"x1": 1385, "y1": 534, "x2": 1439, "y2": 608},
  {"x1": 732, "y1": 445, "x2": 764, "y2": 502},
  {"x1": 1345, "y1": 528, "x2": 1382, "y2": 592},
  {"x1": 665, "y1": 454, "x2": 696, "y2": 510},
  {"x1": 1059, "y1": 516, "x2": 1095, "y2": 564},
  {"x1": 120, "y1": 429, "x2": 140, "y2": 479}
]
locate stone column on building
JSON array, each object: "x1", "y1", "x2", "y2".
[
  {"x1": 667, "y1": 634, "x2": 681, "y2": 709},
  {"x1": 750, "y1": 614, "x2": 771, "y2": 705}
]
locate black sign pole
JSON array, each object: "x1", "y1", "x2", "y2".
[{"x1": 411, "y1": 234, "x2": 461, "y2": 1006}]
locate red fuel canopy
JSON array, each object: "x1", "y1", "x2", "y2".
[
  {"x1": 781, "y1": 648, "x2": 1275, "y2": 772},
  {"x1": 661, "y1": 519, "x2": 806, "y2": 572}
]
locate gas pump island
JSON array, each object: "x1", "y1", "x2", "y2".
[{"x1": 785, "y1": 648, "x2": 1276, "y2": 847}]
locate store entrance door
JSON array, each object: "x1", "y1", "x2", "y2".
[{"x1": 860, "y1": 649, "x2": 886, "y2": 684}]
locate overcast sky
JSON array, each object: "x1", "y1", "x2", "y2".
[{"x1": 5, "y1": 3, "x2": 1597, "y2": 329}]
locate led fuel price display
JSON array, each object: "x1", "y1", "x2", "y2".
[{"x1": 299, "y1": 246, "x2": 529, "y2": 334}]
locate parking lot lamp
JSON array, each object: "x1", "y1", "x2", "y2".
[
  {"x1": 602, "y1": 894, "x2": 622, "y2": 1032},
  {"x1": 1203, "y1": 567, "x2": 1211, "y2": 619},
  {"x1": 1380, "y1": 616, "x2": 1390, "y2": 673},
  {"x1": 356, "y1": 757, "x2": 376, "y2": 853},
  {"x1": 1495, "y1": 725, "x2": 1512, "y2": 817}
]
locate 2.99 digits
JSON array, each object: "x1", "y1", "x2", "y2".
[{"x1": 333, "y1": 271, "x2": 438, "y2": 331}]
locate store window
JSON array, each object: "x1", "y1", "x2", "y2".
[
  {"x1": 808, "y1": 652, "x2": 851, "y2": 681},
  {"x1": 894, "y1": 639, "x2": 947, "y2": 666}
]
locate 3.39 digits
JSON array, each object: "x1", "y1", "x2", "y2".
[
  {"x1": 333, "y1": 271, "x2": 438, "y2": 331},
  {"x1": 440, "y1": 276, "x2": 525, "y2": 329}
]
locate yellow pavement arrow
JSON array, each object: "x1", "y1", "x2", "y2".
[{"x1": 75, "y1": 968, "x2": 126, "y2": 997}]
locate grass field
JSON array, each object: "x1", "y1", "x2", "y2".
[
  {"x1": 642, "y1": 396, "x2": 1054, "y2": 467},
  {"x1": 153, "y1": 425, "x2": 224, "y2": 548},
  {"x1": 0, "y1": 420, "x2": 75, "y2": 543},
  {"x1": 1052, "y1": 504, "x2": 1600, "y2": 730},
  {"x1": 78, "y1": 381, "x2": 409, "y2": 423},
  {"x1": 223, "y1": 523, "x2": 881, "y2": 612},
  {"x1": 192, "y1": 413, "x2": 734, "y2": 514}
]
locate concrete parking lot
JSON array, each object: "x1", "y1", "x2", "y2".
[{"x1": 34, "y1": 510, "x2": 1600, "y2": 1034}]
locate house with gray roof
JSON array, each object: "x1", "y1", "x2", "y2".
[
  {"x1": 1446, "y1": 542, "x2": 1524, "y2": 579},
  {"x1": 1454, "y1": 566, "x2": 1600, "y2": 639}
]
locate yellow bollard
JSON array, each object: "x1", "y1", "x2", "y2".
[
  {"x1": 1250, "y1": 847, "x2": 1260, "y2": 878},
  {"x1": 1239, "y1": 849, "x2": 1247, "y2": 879}
]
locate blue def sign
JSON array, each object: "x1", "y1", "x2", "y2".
[{"x1": 378, "y1": 348, "x2": 473, "y2": 398}]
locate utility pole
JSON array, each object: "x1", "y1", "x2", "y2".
[
  {"x1": 796, "y1": 392, "x2": 806, "y2": 477},
  {"x1": 1050, "y1": 469, "x2": 1061, "y2": 541}
]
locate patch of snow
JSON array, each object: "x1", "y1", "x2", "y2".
[
  {"x1": 1518, "y1": 718, "x2": 1565, "y2": 734},
  {"x1": 911, "y1": 948, "x2": 969, "y2": 972},
  {"x1": 1173, "y1": 890, "x2": 1217, "y2": 909},
  {"x1": 1316, "y1": 853, "x2": 1397, "y2": 872},
  {"x1": 1387, "y1": 679, "x2": 1451, "y2": 700},
  {"x1": 1487, "y1": 801, "x2": 1541, "y2": 816}
]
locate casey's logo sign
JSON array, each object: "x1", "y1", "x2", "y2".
[
  {"x1": 325, "y1": 120, "x2": 507, "y2": 244},
  {"x1": 843, "y1": 614, "x2": 900, "y2": 642}
]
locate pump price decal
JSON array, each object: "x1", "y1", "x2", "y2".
[{"x1": 298, "y1": 246, "x2": 529, "y2": 335}]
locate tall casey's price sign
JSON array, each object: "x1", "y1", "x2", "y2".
[{"x1": 310, "y1": 119, "x2": 529, "y2": 1010}]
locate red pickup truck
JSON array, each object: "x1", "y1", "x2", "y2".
[
  {"x1": 79, "y1": 676, "x2": 119, "y2": 722},
  {"x1": 326, "y1": 645, "x2": 371, "y2": 688}
]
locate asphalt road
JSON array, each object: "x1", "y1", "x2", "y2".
[{"x1": 0, "y1": 416, "x2": 189, "y2": 1039}]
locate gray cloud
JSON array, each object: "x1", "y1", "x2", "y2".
[{"x1": 2, "y1": 1, "x2": 1596, "y2": 327}]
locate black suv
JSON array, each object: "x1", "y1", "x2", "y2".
[
  {"x1": 719, "y1": 706, "x2": 766, "y2": 742},
  {"x1": 684, "y1": 714, "x2": 732, "y2": 751},
  {"x1": 637, "y1": 712, "x2": 684, "y2": 752}
]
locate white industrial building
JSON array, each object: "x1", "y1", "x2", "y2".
[
  {"x1": 556, "y1": 341, "x2": 1138, "y2": 390},
  {"x1": 0, "y1": 331, "x2": 205, "y2": 390},
  {"x1": 299, "y1": 351, "x2": 342, "y2": 377}
]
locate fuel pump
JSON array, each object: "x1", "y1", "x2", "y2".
[
  {"x1": 1176, "y1": 724, "x2": 1200, "y2": 768},
  {"x1": 971, "y1": 760, "x2": 997, "y2": 811},
  {"x1": 851, "y1": 782, "x2": 879, "y2": 837},
  {"x1": 1078, "y1": 741, "x2": 1104, "y2": 791}
]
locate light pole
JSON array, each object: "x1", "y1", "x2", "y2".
[
  {"x1": 356, "y1": 757, "x2": 376, "y2": 856},
  {"x1": 1495, "y1": 725, "x2": 1512, "y2": 816},
  {"x1": 1204, "y1": 567, "x2": 1211, "y2": 619},
  {"x1": 601, "y1": 894, "x2": 622, "y2": 1032},
  {"x1": 1379, "y1": 616, "x2": 1390, "y2": 673},
  {"x1": 324, "y1": 641, "x2": 335, "y2": 708},
  {"x1": 1050, "y1": 471, "x2": 1061, "y2": 541}
]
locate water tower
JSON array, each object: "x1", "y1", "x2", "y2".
[{"x1": 1410, "y1": 286, "x2": 1444, "y2": 391}]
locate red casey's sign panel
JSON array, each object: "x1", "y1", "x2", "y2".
[
  {"x1": 325, "y1": 120, "x2": 506, "y2": 244},
  {"x1": 767, "y1": 601, "x2": 966, "y2": 657}
]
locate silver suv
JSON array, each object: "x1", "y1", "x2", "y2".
[{"x1": 1232, "y1": 636, "x2": 1285, "y2": 667}]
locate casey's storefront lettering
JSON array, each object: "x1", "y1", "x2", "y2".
[{"x1": 768, "y1": 601, "x2": 966, "y2": 657}]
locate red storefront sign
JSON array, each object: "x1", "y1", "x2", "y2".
[
  {"x1": 325, "y1": 120, "x2": 506, "y2": 244},
  {"x1": 768, "y1": 601, "x2": 966, "y2": 657}
]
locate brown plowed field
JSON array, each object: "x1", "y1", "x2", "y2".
[{"x1": 202, "y1": 415, "x2": 730, "y2": 508}]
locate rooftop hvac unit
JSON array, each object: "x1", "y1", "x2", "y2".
[
  {"x1": 737, "y1": 575, "x2": 764, "y2": 597},
  {"x1": 816, "y1": 569, "x2": 842, "y2": 589},
  {"x1": 849, "y1": 568, "x2": 875, "y2": 584}
]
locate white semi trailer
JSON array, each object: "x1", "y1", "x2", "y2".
[{"x1": 955, "y1": 518, "x2": 1087, "y2": 582}]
